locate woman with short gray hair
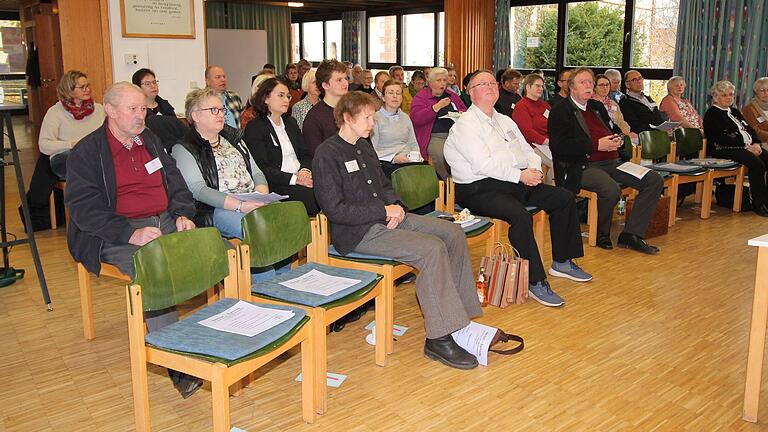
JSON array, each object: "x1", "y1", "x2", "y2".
[
  {"x1": 703, "y1": 80, "x2": 768, "y2": 216},
  {"x1": 742, "y1": 77, "x2": 768, "y2": 144},
  {"x1": 660, "y1": 76, "x2": 702, "y2": 129}
]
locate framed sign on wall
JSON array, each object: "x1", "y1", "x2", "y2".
[{"x1": 121, "y1": 0, "x2": 195, "y2": 39}]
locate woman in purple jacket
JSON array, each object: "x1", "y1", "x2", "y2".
[{"x1": 410, "y1": 67, "x2": 467, "y2": 179}]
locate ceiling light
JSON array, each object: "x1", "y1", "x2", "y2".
[{"x1": 288, "y1": 2, "x2": 304, "y2": 6}]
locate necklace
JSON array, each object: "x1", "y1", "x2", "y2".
[{"x1": 209, "y1": 135, "x2": 221, "y2": 148}]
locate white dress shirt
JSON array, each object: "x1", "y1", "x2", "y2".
[
  {"x1": 444, "y1": 104, "x2": 541, "y2": 184},
  {"x1": 269, "y1": 116, "x2": 302, "y2": 185}
]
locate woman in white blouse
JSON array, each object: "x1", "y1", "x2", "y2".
[{"x1": 370, "y1": 79, "x2": 423, "y2": 178}]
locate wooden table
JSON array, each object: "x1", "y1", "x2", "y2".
[{"x1": 743, "y1": 233, "x2": 768, "y2": 422}]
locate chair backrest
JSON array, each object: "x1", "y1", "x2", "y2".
[
  {"x1": 390, "y1": 164, "x2": 439, "y2": 210},
  {"x1": 674, "y1": 127, "x2": 704, "y2": 158},
  {"x1": 638, "y1": 130, "x2": 671, "y2": 161},
  {"x1": 241, "y1": 201, "x2": 311, "y2": 268},
  {"x1": 132, "y1": 227, "x2": 230, "y2": 312}
]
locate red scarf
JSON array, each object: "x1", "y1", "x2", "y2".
[{"x1": 61, "y1": 98, "x2": 95, "y2": 120}]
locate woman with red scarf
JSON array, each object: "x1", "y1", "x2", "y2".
[{"x1": 39, "y1": 70, "x2": 105, "y2": 179}]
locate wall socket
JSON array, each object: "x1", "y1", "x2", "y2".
[{"x1": 124, "y1": 53, "x2": 138, "y2": 65}]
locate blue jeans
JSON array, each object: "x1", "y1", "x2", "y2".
[{"x1": 50, "y1": 151, "x2": 70, "y2": 180}]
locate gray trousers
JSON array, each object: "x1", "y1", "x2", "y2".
[
  {"x1": 353, "y1": 213, "x2": 482, "y2": 339},
  {"x1": 101, "y1": 212, "x2": 179, "y2": 331},
  {"x1": 581, "y1": 159, "x2": 664, "y2": 239},
  {"x1": 427, "y1": 133, "x2": 450, "y2": 180}
]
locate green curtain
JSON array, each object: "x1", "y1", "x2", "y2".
[
  {"x1": 493, "y1": 0, "x2": 510, "y2": 73},
  {"x1": 205, "y1": 2, "x2": 291, "y2": 71},
  {"x1": 674, "y1": 0, "x2": 768, "y2": 112}
]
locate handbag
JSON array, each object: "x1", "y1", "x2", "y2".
[
  {"x1": 489, "y1": 329, "x2": 524, "y2": 355},
  {"x1": 479, "y1": 243, "x2": 529, "y2": 308}
]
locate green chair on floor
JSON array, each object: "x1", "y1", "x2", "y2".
[{"x1": 635, "y1": 130, "x2": 680, "y2": 227}]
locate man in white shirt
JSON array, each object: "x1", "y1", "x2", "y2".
[{"x1": 444, "y1": 70, "x2": 591, "y2": 308}]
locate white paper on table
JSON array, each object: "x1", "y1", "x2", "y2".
[
  {"x1": 534, "y1": 143, "x2": 553, "y2": 161},
  {"x1": 279, "y1": 269, "x2": 361, "y2": 296},
  {"x1": 451, "y1": 321, "x2": 498, "y2": 366},
  {"x1": 197, "y1": 300, "x2": 295, "y2": 337},
  {"x1": 616, "y1": 161, "x2": 651, "y2": 179},
  {"x1": 231, "y1": 191, "x2": 289, "y2": 204},
  {"x1": 439, "y1": 111, "x2": 462, "y2": 121},
  {"x1": 458, "y1": 218, "x2": 483, "y2": 228},
  {"x1": 649, "y1": 120, "x2": 681, "y2": 132}
]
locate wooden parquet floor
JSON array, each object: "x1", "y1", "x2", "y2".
[{"x1": 2, "y1": 117, "x2": 768, "y2": 431}]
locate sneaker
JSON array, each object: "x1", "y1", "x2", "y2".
[
  {"x1": 528, "y1": 281, "x2": 565, "y2": 307},
  {"x1": 548, "y1": 259, "x2": 593, "y2": 282}
]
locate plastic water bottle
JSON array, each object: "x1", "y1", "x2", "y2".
[{"x1": 617, "y1": 198, "x2": 626, "y2": 215}]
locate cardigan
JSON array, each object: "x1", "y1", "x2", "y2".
[
  {"x1": 511, "y1": 97, "x2": 551, "y2": 146},
  {"x1": 703, "y1": 105, "x2": 759, "y2": 154},
  {"x1": 409, "y1": 87, "x2": 466, "y2": 159},
  {"x1": 39, "y1": 101, "x2": 106, "y2": 156},
  {"x1": 242, "y1": 115, "x2": 312, "y2": 186},
  {"x1": 619, "y1": 93, "x2": 666, "y2": 133},
  {"x1": 742, "y1": 100, "x2": 768, "y2": 144},
  {"x1": 370, "y1": 108, "x2": 420, "y2": 162}
]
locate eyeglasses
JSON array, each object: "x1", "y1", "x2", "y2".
[
  {"x1": 627, "y1": 77, "x2": 644, "y2": 83},
  {"x1": 74, "y1": 84, "x2": 91, "y2": 91},
  {"x1": 273, "y1": 92, "x2": 292, "y2": 100},
  {"x1": 141, "y1": 80, "x2": 159, "y2": 87},
  {"x1": 468, "y1": 81, "x2": 498, "y2": 91},
  {"x1": 196, "y1": 106, "x2": 226, "y2": 115},
  {"x1": 384, "y1": 91, "x2": 402, "y2": 96}
]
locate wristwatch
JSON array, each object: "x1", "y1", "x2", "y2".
[{"x1": 235, "y1": 201, "x2": 244, "y2": 213}]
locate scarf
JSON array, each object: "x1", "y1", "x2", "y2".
[
  {"x1": 751, "y1": 97, "x2": 768, "y2": 113},
  {"x1": 61, "y1": 97, "x2": 95, "y2": 120}
]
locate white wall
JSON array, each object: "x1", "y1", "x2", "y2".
[
  {"x1": 107, "y1": 0, "x2": 207, "y2": 114},
  {"x1": 206, "y1": 29, "x2": 268, "y2": 103}
]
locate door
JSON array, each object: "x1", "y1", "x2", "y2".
[{"x1": 34, "y1": 11, "x2": 63, "y2": 116}]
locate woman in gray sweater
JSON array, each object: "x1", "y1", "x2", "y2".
[{"x1": 370, "y1": 79, "x2": 423, "y2": 177}]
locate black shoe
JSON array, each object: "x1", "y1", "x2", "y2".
[
  {"x1": 396, "y1": 272, "x2": 417, "y2": 285},
  {"x1": 596, "y1": 236, "x2": 613, "y2": 250},
  {"x1": 617, "y1": 233, "x2": 659, "y2": 255},
  {"x1": 169, "y1": 370, "x2": 203, "y2": 399},
  {"x1": 330, "y1": 302, "x2": 371, "y2": 332},
  {"x1": 755, "y1": 205, "x2": 768, "y2": 217},
  {"x1": 424, "y1": 335, "x2": 478, "y2": 370}
]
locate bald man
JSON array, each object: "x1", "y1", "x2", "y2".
[{"x1": 205, "y1": 65, "x2": 243, "y2": 128}]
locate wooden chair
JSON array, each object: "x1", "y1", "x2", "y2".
[
  {"x1": 235, "y1": 202, "x2": 388, "y2": 415},
  {"x1": 49, "y1": 180, "x2": 67, "y2": 229},
  {"x1": 78, "y1": 261, "x2": 132, "y2": 340},
  {"x1": 634, "y1": 131, "x2": 679, "y2": 227},
  {"x1": 670, "y1": 128, "x2": 718, "y2": 219},
  {"x1": 127, "y1": 227, "x2": 316, "y2": 431}
]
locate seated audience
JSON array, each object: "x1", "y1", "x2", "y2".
[
  {"x1": 591, "y1": 73, "x2": 632, "y2": 135},
  {"x1": 741, "y1": 77, "x2": 768, "y2": 144},
  {"x1": 660, "y1": 76, "x2": 703, "y2": 129},
  {"x1": 65, "y1": 82, "x2": 199, "y2": 398},
  {"x1": 40, "y1": 70, "x2": 106, "y2": 179},
  {"x1": 205, "y1": 65, "x2": 243, "y2": 128},
  {"x1": 529, "y1": 69, "x2": 550, "y2": 101},
  {"x1": 132, "y1": 68, "x2": 175, "y2": 117},
  {"x1": 495, "y1": 69, "x2": 523, "y2": 117},
  {"x1": 447, "y1": 66, "x2": 460, "y2": 94},
  {"x1": 303, "y1": 59, "x2": 349, "y2": 157},
  {"x1": 511, "y1": 74, "x2": 554, "y2": 181},
  {"x1": 243, "y1": 78, "x2": 319, "y2": 215},
  {"x1": 296, "y1": 59, "x2": 312, "y2": 82},
  {"x1": 172, "y1": 88, "x2": 269, "y2": 236},
  {"x1": 704, "y1": 80, "x2": 768, "y2": 217},
  {"x1": 389, "y1": 66, "x2": 413, "y2": 113},
  {"x1": 619, "y1": 70, "x2": 666, "y2": 133},
  {"x1": 361, "y1": 70, "x2": 374, "y2": 93},
  {"x1": 548, "y1": 69, "x2": 571, "y2": 108},
  {"x1": 410, "y1": 67, "x2": 467, "y2": 179},
  {"x1": 371, "y1": 79, "x2": 422, "y2": 177},
  {"x1": 313, "y1": 91, "x2": 483, "y2": 370},
  {"x1": 445, "y1": 70, "x2": 592, "y2": 308},
  {"x1": 371, "y1": 71, "x2": 389, "y2": 100},
  {"x1": 408, "y1": 70, "x2": 427, "y2": 97},
  {"x1": 282, "y1": 63, "x2": 301, "y2": 90},
  {"x1": 549, "y1": 67, "x2": 663, "y2": 252},
  {"x1": 605, "y1": 69, "x2": 625, "y2": 103},
  {"x1": 291, "y1": 68, "x2": 319, "y2": 131},
  {"x1": 349, "y1": 64, "x2": 364, "y2": 91},
  {"x1": 241, "y1": 71, "x2": 277, "y2": 129},
  {"x1": 263, "y1": 63, "x2": 276, "y2": 74}
]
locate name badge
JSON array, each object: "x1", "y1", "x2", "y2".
[
  {"x1": 543, "y1": 109, "x2": 550, "y2": 119},
  {"x1": 510, "y1": 103, "x2": 516, "y2": 110},
  {"x1": 344, "y1": 160, "x2": 360, "y2": 173},
  {"x1": 145, "y1": 157, "x2": 162, "y2": 174},
  {"x1": 758, "y1": 116, "x2": 766, "y2": 124}
]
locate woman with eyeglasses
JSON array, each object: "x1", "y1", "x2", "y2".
[
  {"x1": 370, "y1": 79, "x2": 422, "y2": 178},
  {"x1": 172, "y1": 87, "x2": 269, "y2": 237},
  {"x1": 742, "y1": 77, "x2": 768, "y2": 144},
  {"x1": 39, "y1": 70, "x2": 106, "y2": 179},
  {"x1": 591, "y1": 73, "x2": 631, "y2": 135},
  {"x1": 131, "y1": 68, "x2": 175, "y2": 117},
  {"x1": 243, "y1": 78, "x2": 319, "y2": 215}
]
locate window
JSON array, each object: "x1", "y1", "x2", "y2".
[
  {"x1": 643, "y1": 79, "x2": 668, "y2": 105},
  {"x1": 565, "y1": 1, "x2": 626, "y2": 68},
  {"x1": 632, "y1": 0, "x2": 679, "y2": 68},
  {"x1": 509, "y1": 4, "x2": 558, "y2": 70},
  {"x1": 368, "y1": 15, "x2": 397, "y2": 63},
  {"x1": 291, "y1": 23, "x2": 300, "y2": 63},
  {"x1": 437, "y1": 12, "x2": 445, "y2": 66},
  {"x1": 0, "y1": 20, "x2": 22, "y2": 73},
  {"x1": 301, "y1": 21, "x2": 323, "y2": 62},
  {"x1": 325, "y1": 20, "x2": 342, "y2": 60},
  {"x1": 402, "y1": 13, "x2": 435, "y2": 66}
]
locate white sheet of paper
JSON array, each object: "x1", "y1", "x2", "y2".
[
  {"x1": 439, "y1": 111, "x2": 462, "y2": 121},
  {"x1": 231, "y1": 191, "x2": 289, "y2": 205},
  {"x1": 451, "y1": 321, "x2": 497, "y2": 366},
  {"x1": 365, "y1": 320, "x2": 409, "y2": 336},
  {"x1": 649, "y1": 120, "x2": 682, "y2": 132},
  {"x1": 617, "y1": 161, "x2": 651, "y2": 179},
  {"x1": 279, "y1": 269, "x2": 361, "y2": 296},
  {"x1": 296, "y1": 372, "x2": 347, "y2": 388},
  {"x1": 197, "y1": 300, "x2": 295, "y2": 337}
]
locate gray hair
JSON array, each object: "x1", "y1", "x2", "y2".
[
  {"x1": 754, "y1": 77, "x2": 768, "y2": 94},
  {"x1": 605, "y1": 69, "x2": 621, "y2": 82},
  {"x1": 710, "y1": 80, "x2": 735, "y2": 98},
  {"x1": 428, "y1": 67, "x2": 448, "y2": 83},
  {"x1": 184, "y1": 87, "x2": 219, "y2": 125},
  {"x1": 250, "y1": 73, "x2": 274, "y2": 96},
  {"x1": 667, "y1": 76, "x2": 685, "y2": 92},
  {"x1": 301, "y1": 68, "x2": 317, "y2": 93},
  {"x1": 103, "y1": 81, "x2": 143, "y2": 107},
  {"x1": 623, "y1": 69, "x2": 640, "y2": 82}
]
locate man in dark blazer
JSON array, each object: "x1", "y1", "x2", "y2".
[
  {"x1": 549, "y1": 67, "x2": 663, "y2": 253},
  {"x1": 619, "y1": 70, "x2": 667, "y2": 133}
]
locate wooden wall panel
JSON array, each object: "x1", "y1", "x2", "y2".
[
  {"x1": 58, "y1": 0, "x2": 113, "y2": 102},
  {"x1": 444, "y1": 0, "x2": 495, "y2": 87}
]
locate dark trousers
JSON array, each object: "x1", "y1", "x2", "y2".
[
  {"x1": 714, "y1": 147, "x2": 768, "y2": 208},
  {"x1": 455, "y1": 178, "x2": 584, "y2": 282}
]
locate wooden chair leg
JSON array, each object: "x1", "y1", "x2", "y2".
[
  {"x1": 49, "y1": 193, "x2": 57, "y2": 230},
  {"x1": 667, "y1": 177, "x2": 678, "y2": 227},
  {"x1": 300, "y1": 329, "x2": 317, "y2": 423},
  {"x1": 701, "y1": 172, "x2": 714, "y2": 219},
  {"x1": 734, "y1": 167, "x2": 745, "y2": 213},
  {"x1": 374, "y1": 289, "x2": 388, "y2": 367},
  {"x1": 78, "y1": 263, "x2": 96, "y2": 340},
  {"x1": 126, "y1": 290, "x2": 151, "y2": 431},
  {"x1": 384, "y1": 267, "x2": 395, "y2": 355},
  {"x1": 533, "y1": 211, "x2": 546, "y2": 253},
  {"x1": 587, "y1": 196, "x2": 598, "y2": 247},
  {"x1": 312, "y1": 308, "x2": 328, "y2": 415},
  {"x1": 694, "y1": 182, "x2": 703, "y2": 203},
  {"x1": 211, "y1": 365, "x2": 230, "y2": 432}
]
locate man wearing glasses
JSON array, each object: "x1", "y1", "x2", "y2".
[
  {"x1": 619, "y1": 70, "x2": 667, "y2": 132},
  {"x1": 548, "y1": 69, "x2": 572, "y2": 108},
  {"x1": 205, "y1": 65, "x2": 243, "y2": 129},
  {"x1": 444, "y1": 70, "x2": 591, "y2": 308}
]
